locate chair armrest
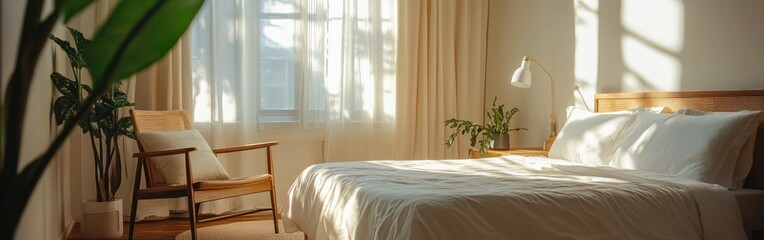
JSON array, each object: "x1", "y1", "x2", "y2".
[
  {"x1": 133, "y1": 147, "x2": 197, "y2": 158},
  {"x1": 212, "y1": 141, "x2": 279, "y2": 154}
]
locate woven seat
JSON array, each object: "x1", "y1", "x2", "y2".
[
  {"x1": 195, "y1": 174, "x2": 272, "y2": 190},
  {"x1": 128, "y1": 109, "x2": 280, "y2": 240}
]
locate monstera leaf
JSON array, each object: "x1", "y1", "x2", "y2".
[{"x1": 86, "y1": 0, "x2": 205, "y2": 86}]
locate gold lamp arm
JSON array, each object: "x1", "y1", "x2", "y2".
[{"x1": 526, "y1": 56, "x2": 557, "y2": 150}]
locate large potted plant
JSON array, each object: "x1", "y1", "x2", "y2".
[
  {"x1": 0, "y1": 0, "x2": 206, "y2": 239},
  {"x1": 445, "y1": 98, "x2": 527, "y2": 155},
  {"x1": 50, "y1": 28, "x2": 135, "y2": 239}
]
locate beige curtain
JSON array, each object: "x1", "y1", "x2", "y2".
[
  {"x1": 132, "y1": 33, "x2": 193, "y2": 112},
  {"x1": 395, "y1": 0, "x2": 489, "y2": 159}
]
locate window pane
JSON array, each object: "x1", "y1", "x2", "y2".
[
  {"x1": 260, "y1": 59, "x2": 295, "y2": 109},
  {"x1": 261, "y1": 0, "x2": 298, "y2": 14},
  {"x1": 260, "y1": 17, "x2": 297, "y2": 110}
]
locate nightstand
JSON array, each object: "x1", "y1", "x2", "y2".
[{"x1": 469, "y1": 148, "x2": 549, "y2": 159}]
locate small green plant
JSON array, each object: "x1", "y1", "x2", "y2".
[
  {"x1": 444, "y1": 97, "x2": 527, "y2": 155},
  {"x1": 50, "y1": 28, "x2": 135, "y2": 202}
]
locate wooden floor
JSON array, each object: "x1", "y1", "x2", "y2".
[{"x1": 66, "y1": 213, "x2": 274, "y2": 240}]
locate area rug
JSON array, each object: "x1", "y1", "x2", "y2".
[{"x1": 175, "y1": 220, "x2": 302, "y2": 240}]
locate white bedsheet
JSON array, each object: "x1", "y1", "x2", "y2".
[{"x1": 283, "y1": 156, "x2": 746, "y2": 240}]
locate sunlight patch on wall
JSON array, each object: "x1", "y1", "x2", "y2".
[
  {"x1": 621, "y1": 0, "x2": 684, "y2": 91},
  {"x1": 574, "y1": 0, "x2": 599, "y2": 108},
  {"x1": 622, "y1": 0, "x2": 684, "y2": 52},
  {"x1": 621, "y1": 35, "x2": 681, "y2": 91}
]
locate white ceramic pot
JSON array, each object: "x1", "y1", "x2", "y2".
[{"x1": 81, "y1": 198, "x2": 123, "y2": 239}]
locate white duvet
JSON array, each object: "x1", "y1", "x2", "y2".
[{"x1": 283, "y1": 156, "x2": 746, "y2": 240}]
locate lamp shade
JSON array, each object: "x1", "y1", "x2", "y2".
[{"x1": 510, "y1": 58, "x2": 532, "y2": 88}]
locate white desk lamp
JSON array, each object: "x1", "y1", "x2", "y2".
[{"x1": 510, "y1": 56, "x2": 557, "y2": 150}]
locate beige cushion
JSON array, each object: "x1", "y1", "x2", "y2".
[{"x1": 137, "y1": 130, "x2": 230, "y2": 184}]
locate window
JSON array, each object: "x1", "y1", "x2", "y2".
[
  {"x1": 191, "y1": 0, "x2": 394, "y2": 125},
  {"x1": 257, "y1": 0, "x2": 303, "y2": 122}
]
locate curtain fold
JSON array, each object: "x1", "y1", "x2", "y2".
[
  {"x1": 319, "y1": 0, "x2": 398, "y2": 162},
  {"x1": 395, "y1": 0, "x2": 489, "y2": 160},
  {"x1": 133, "y1": 33, "x2": 193, "y2": 112}
]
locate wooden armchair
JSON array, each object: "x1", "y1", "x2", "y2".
[{"x1": 128, "y1": 109, "x2": 279, "y2": 240}]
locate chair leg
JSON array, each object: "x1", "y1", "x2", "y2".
[
  {"x1": 128, "y1": 196, "x2": 139, "y2": 240},
  {"x1": 187, "y1": 197, "x2": 198, "y2": 240},
  {"x1": 129, "y1": 158, "x2": 144, "y2": 240},
  {"x1": 270, "y1": 189, "x2": 279, "y2": 233}
]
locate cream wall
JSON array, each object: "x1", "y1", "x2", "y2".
[
  {"x1": 487, "y1": 0, "x2": 764, "y2": 147},
  {"x1": 2, "y1": 0, "x2": 73, "y2": 239}
]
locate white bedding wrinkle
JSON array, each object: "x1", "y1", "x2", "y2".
[{"x1": 284, "y1": 156, "x2": 745, "y2": 240}]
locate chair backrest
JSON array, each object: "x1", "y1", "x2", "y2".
[{"x1": 130, "y1": 109, "x2": 194, "y2": 187}]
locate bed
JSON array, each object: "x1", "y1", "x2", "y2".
[{"x1": 283, "y1": 90, "x2": 764, "y2": 240}]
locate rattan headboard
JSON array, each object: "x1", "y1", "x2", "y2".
[
  {"x1": 595, "y1": 90, "x2": 764, "y2": 113},
  {"x1": 594, "y1": 90, "x2": 764, "y2": 189}
]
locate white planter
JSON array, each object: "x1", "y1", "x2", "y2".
[{"x1": 81, "y1": 199, "x2": 123, "y2": 239}]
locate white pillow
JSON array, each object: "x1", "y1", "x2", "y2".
[
  {"x1": 137, "y1": 129, "x2": 230, "y2": 184},
  {"x1": 549, "y1": 106, "x2": 637, "y2": 166},
  {"x1": 609, "y1": 111, "x2": 761, "y2": 188},
  {"x1": 675, "y1": 109, "x2": 763, "y2": 189}
]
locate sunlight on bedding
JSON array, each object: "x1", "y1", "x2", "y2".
[
  {"x1": 614, "y1": 123, "x2": 658, "y2": 169},
  {"x1": 285, "y1": 156, "x2": 745, "y2": 240},
  {"x1": 571, "y1": 120, "x2": 622, "y2": 165}
]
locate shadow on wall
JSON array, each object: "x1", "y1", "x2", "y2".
[{"x1": 575, "y1": 0, "x2": 764, "y2": 98}]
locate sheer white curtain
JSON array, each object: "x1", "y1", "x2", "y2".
[
  {"x1": 317, "y1": 0, "x2": 398, "y2": 161},
  {"x1": 190, "y1": 0, "x2": 397, "y2": 214}
]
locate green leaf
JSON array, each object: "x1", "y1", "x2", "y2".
[
  {"x1": 49, "y1": 35, "x2": 78, "y2": 67},
  {"x1": 50, "y1": 72, "x2": 78, "y2": 98},
  {"x1": 111, "y1": 90, "x2": 134, "y2": 108},
  {"x1": 85, "y1": 0, "x2": 205, "y2": 86},
  {"x1": 78, "y1": 116, "x2": 91, "y2": 134},
  {"x1": 81, "y1": 84, "x2": 93, "y2": 95},
  {"x1": 67, "y1": 27, "x2": 91, "y2": 52},
  {"x1": 53, "y1": 97, "x2": 77, "y2": 125},
  {"x1": 117, "y1": 117, "x2": 135, "y2": 139},
  {"x1": 67, "y1": 27, "x2": 92, "y2": 68},
  {"x1": 94, "y1": 99, "x2": 114, "y2": 118},
  {"x1": 63, "y1": 0, "x2": 94, "y2": 22}
]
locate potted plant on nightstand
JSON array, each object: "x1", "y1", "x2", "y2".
[
  {"x1": 50, "y1": 28, "x2": 135, "y2": 239},
  {"x1": 444, "y1": 97, "x2": 527, "y2": 155}
]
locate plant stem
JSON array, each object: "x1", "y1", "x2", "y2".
[
  {"x1": 2, "y1": 0, "x2": 48, "y2": 191},
  {"x1": 0, "y1": 1, "x2": 64, "y2": 236}
]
